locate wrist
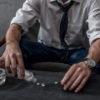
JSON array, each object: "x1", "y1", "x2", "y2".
[
  {"x1": 6, "y1": 24, "x2": 22, "y2": 46},
  {"x1": 82, "y1": 58, "x2": 96, "y2": 71},
  {"x1": 6, "y1": 40, "x2": 19, "y2": 46},
  {"x1": 82, "y1": 61, "x2": 92, "y2": 70},
  {"x1": 86, "y1": 52, "x2": 99, "y2": 64}
]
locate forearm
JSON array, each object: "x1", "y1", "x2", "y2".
[
  {"x1": 0, "y1": 24, "x2": 25, "y2": 78},
  {"x1": 86, "y1": 39, "x2": 100, "y2": 64},
  {"x1": 6, "y1": 24, "x2": 23, "y2": 45}
]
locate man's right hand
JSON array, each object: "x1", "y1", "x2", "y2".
[{"x1": 0, "y1": 41, "x2": 25, "y2": 78}]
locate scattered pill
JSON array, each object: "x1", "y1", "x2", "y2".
[
  {"x1": 54, "y1": 81, "x2": 58, "y2": 85},
  {"x1": 36, "y1": 82, "x2": 40, "y2": 86},
  {"x1": 41, "y1": 83, "x2": 46, "y2": 87},
  {"x1": 33, "y1": 78, "x2": 37, "y2": 83}
]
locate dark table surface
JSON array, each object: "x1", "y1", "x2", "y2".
[{"x1": 0, "y1": 70, "x2": 100, "y2": 100}]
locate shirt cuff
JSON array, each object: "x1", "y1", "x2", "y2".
[
  {"x1": 10, "y1": 17, "x2": 29, "y2": 32},
  {"x1": 89, "y1": 32, "x2": 100, "y2": 45}
]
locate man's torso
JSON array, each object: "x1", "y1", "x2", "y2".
[{"x1": 11, "y1": 0, "x2": 99, "y2": 50}]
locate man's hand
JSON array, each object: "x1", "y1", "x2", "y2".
[
  {"x1": 0, "y1": 41, "x2": 25, "y2": 78},
  {"x1": 61, "y1": 62, "x2": 92, "y2": 93}
]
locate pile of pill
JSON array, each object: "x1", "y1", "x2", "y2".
[{"x1": 20, "y1": 69, "x2": 59, "y2": 87}]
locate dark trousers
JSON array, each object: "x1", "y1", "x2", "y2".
[{"x1": 20, "y1": 39, "x2": 100, "y2": 74}]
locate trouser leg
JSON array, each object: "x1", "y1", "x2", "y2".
[
  {"x1": 19, "y1": 39, "x2": 66, "y2": 69},
  {"x1": 19, "y1": 39, "x2": 100, "y2": 73}
]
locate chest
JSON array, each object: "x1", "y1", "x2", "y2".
[{"x1": 40, "y1": 2, "x2": 89, "y2": 32}]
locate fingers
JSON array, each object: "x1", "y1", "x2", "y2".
[
  {"x1": 4, "y1": 53, "x2": 25, "y2": 79},
  {"x1": 75, "y1": 76, "x2": 89, "y2": 93},
  {"x1": 61, "y1": 64, "x2": 76, "y2": 85},
  {"x1": 16, "y1": 53, "x2": 25, "y2": 78},
  {"x1": 61, "y1": 62, "x2": 91, "y2": 93},
  {"x1": 0, "y1": 42, "x2": 25, "y2": 78},
  {"x1": 10, "y1": 54, "x2": 17, "y2": 77},
  {"x1": 63, "y1": 67, "x2": 82, "y2": 91},
  {"x1": 69, "y1": 71, "x2": 85, "y2": 91},
  {"x1": 5, "y1": 56, "x2": 11, "y2": 73}
]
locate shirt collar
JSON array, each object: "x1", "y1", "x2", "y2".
[{"x1": 50, "y1": 0, "x2": 82, "y2": 3}]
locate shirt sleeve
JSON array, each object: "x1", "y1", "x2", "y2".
[
  {"x1": 87, "y1": 0, "x2": 100, "y2": 45},
  {"x1": 10, "y1": 0, "x2": 40, "y2": 32}
]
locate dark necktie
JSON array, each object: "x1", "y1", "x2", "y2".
[{"x1": 57, "y1": 1, "x2": 73, "y2": 50}]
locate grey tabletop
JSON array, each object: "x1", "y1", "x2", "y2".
[{"x1": 0, "y1": 70, "x2": 100, "y2": 100}]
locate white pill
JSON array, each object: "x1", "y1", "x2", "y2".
[
  {"x1": 54, "y1": 81, "x2": 58, "y2": 85},
  {"x1": 41, "y1": 83, "x2": 46, "y2": 87},
  {"x1": 36, "y1": 82, "x2": 40, "y2": 86},
  {"x1": 33, "y1": 78, "x2": 37, "y2": 83}
]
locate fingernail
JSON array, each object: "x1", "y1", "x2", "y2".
[
  {"x1": 61, "y1": 79, "x2": 65, "y2": 84},
  {"x1": 9, "y1": 70, "x2": 12, "y2": 73},
  {"x1": 64, "y1": 87, "x2": 67, "y2": 91},
  {"x1": 7, "y1": 70, "x2": 11, "y2": 73},
  {"x1": 61, "y1": 81, "x2": 63, "y2": 85},
  {"x1": 14, "y1": 73, "x2": 18, "y2": 78},
  {"x1": 15, "y1": 75, "x2": 18, "y2": 78},
  {"x1": 75, "y1": 90, "x2": 78, "y2": 93},
  {"x1": 21, "y1": 74, "x2": 25, "y2": 79},
  {"x1": 21, "y1": 76, "x2": 24, "y2": 79},
  {"x1": 69, "y1": 88, "x2": 72, "y2": 91}
]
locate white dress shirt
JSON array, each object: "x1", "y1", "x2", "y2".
[{"x1": 11, "y1": 0, "x2": 100, "y2": 50}]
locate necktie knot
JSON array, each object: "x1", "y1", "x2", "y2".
[{"x1": 57, "y1": 1, "x2": 73, "y2": 12}]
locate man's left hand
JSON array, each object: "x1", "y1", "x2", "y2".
[{"x1": 61, "y1": 62, "x2": 92, "y2": 93}]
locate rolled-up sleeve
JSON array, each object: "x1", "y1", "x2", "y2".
[
  {"x1": 10, "y1": 0, "x2": 40, "y2": 32},
  {"x1": 87, "y1": 0, "x2": 100, "y2": 45}
]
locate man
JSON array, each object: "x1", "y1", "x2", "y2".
[{"x1": 0, "y1": 0, "x2": 100, "y2": 93}]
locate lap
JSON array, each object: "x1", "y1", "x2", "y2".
[
  {"x1": 19, "y1": 39, "x2": 66, "y2": 69},
  {"x1": 19, "y1": 39, "x2": 100, "y2": 74}
]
